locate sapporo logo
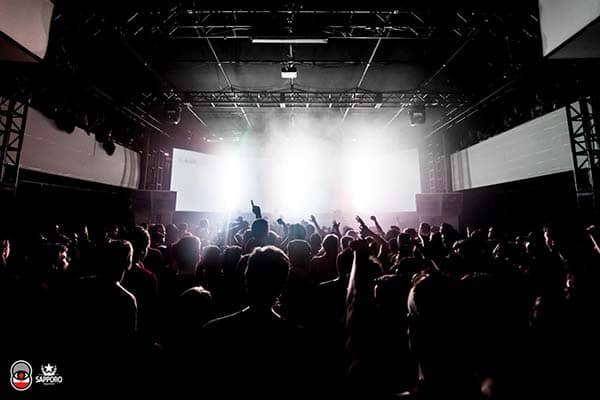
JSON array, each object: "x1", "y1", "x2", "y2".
[
  {"x1": 10, "y1": 360, "x2": 33, "y2": 391},
  {"x1": 35, "y1": 363, "x2": 63, "y2": 385}
]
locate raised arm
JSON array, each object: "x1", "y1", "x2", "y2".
[
  {"x1": 356, "y1": 216, "x2": 388, "y2": 250},
  {"x1": 277, "y1": 217, "x2": 290, "y2": 248},
  {"x1": 310, "y1": 214, "x2": 326, "y2": 237},
  {"x1": 332, "y1": 220, "x2": 342, "y2": 238},
  {"x1": 251, "y1": 200, "x2": 262, "y2": 219},
  {"x1": 370, "y1": 215, "x2": 385, "y2": 237},
  {"x1": 587, "y1": 225, "x2": 600, "y2": 256},
  {"x1": 356, "y1": 215, "x2": 389, "y2": 263}
]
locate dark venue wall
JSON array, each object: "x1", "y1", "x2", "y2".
[
  {"x1": 1, "y1": 169, "x2": 135, "y2": 235},
  {"x1": 459, "y1": 171, "x2": 578, "y2": 232}
]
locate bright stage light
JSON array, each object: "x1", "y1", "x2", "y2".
[
  {"x1": 217, "y1": 153, "x2": 242, "y2": 212},
  {"x1": 342, "y1": 141, "x2": 383, "y2": 213},
  {"x1": 171, "y1": 129, "x2": 421, "y2": 215},
  {"x1": 269, "y1": 136, "x2": 320, "y2": 217},
  {"x1": 341, "y1": 137, "x2": 420, "y2": 213}
]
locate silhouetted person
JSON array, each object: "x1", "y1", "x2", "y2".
[
  {"x1": 165, "y1": 224, "x2": 180, "y2": 245},
  {"x1": 144, "y1": 229, "x2": 171, "y2": 288},
  {"x1": 373, "y1": 274, "x2": 417, "y2": 394},
  {"x1": 278, "y1": 239, "x2": 313, "y2": 324},
  {"x1": 80, "y1": 240, "x2": 137, "y2": 338},
  {"x1": 170, "y1": 235, "x2": 201, "y2": 296},
  {"x1": 309, "y1": 232, "x2": 322, "y2": 255},
  {"x1": 196, "y1": 218, "x2": 210, "y2": 242},
  {"x1": 288, "y1": 223, "x2": 307, "y2": 240},
  {"x1": 66, "y1": 240, "x2": 137, "y2": 393},
  {"x1": 202, "y1": 246, "x2": 311, "y2": 398},
  {"x1": 197, "y1": 245, "x2": 222, "y2": 293},
  {"x1": 312, "y1": 247, "x2": 354, "y2": 394},
  {"x1": 341, "y1": 235, "x2": 354, "y2": 249},
  {"x1": 406, "y1": 273, "x2": 478, "y2": 399},
  {"x1": 345, "y1": 239, "x2": 384, "y2": 397},
  {"x1": 250, "y1": 218, "x2": 269, "y2": 245},
  {"x1": 177, "y1": 223, "x2": 190, "y2": 236},
  {"x1": 310, "y1": 234, "x2": 340, "y2": 283},
  {"x1": 122, "y1": 226, "x2": 158, "y2": 341},
  {"x1": 219, "y1": 245, "x2": 245, "y2": 313}
]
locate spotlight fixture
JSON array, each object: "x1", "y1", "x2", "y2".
[
  {"x1": 52, "y1": 106, "x2": 76, "y2": 134},
  {"x1": 95, "y1": 128, "x2": 116, "y2": 155},
  {"x1": 281, "y1": 65, "x2": 297, "y2": 79},
  {"x1": 408, "y1": 104, "x2": 426, "y2": 126},
  {"x1": 165, "y1": 102, "x2": 182, "y2": 125},
  {"x1": 252, "y1": 37, "x2": 328, "y2": 44},
  {"x1": 103, "y1": 138, "x2": 116, "y2": 156}
]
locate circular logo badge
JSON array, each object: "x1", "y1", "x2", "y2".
[{"x1": 10, "y1": 360, "x2": 33, "y2": 391}]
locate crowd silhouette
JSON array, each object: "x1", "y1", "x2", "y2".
[{"x1": 1, "y1": 201, "x2": 600, "y2": 399}]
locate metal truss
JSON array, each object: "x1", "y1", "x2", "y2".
[
  {"x1": 179, "y1": 89, "x2": 469, "y2": 108},
  {"x1": 0, "y1": 91, "x2": 29, "y2": 190},
  {"x1": 566, "y1": 97, "x2": 600, "y2": 211},
  {"x1": 165, "y1": 10, "x2": 450, "y2": 40},
  {"x1": 120, "y1": 8, "x2": 539, "y2": 42}
]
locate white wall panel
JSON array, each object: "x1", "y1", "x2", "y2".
[
  {"x1": 20, "y1": 108, "x2": 140, "y2": 188},
  {"x1": 451, "y1": 108, "x2": 572, "y2": 190}
]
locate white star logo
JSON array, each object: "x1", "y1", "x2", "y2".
[{"x1": 42, "y1": 364, "x2": 56, "y2": 376}]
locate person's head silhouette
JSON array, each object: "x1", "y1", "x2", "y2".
[
  {"x1": 102, "y1": 240, "x2": 133, "y2": 283},
  {"x1": 244, "y1": 246, "x2": 290, "y2": 310},
  {"x1": 322, "y1": 234, "x2": 339, "y2": 256},
  {"x1": 127, "y1": 226, "x2": 151, "y2": 263},
  {"x1": 251, "y1": 219, "x2": 269, "y2": 242},
  {"x1": 173, "y1": 235, "x2": 201, "y2": 273},
  {"x1": 287, "y1": 239, "x2": 311, "y2": 270}
]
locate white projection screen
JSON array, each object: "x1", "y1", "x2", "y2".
[
  {"x1": 0, "y1": 0, "x2": 54, "y2": 59},
  {"x1": 171, "y1": 147, "x2": 421, "y2": 215},
  {"x1": 539, "y1": 0, "x2": 600, "y2": 57},
  {"x1": 21, "y1": 108, "x2": 141, "y2": 188},
  {"x1": 451, "y1": 108, "x2": 573, "y2": 191}
]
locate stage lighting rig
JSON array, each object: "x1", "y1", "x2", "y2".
[
  {"x1": 409, "y1": 104, "x2": 426, "y2": 126},
  {"x1": 281, "y1": 64, "x2": 297, "y2": 79},
  {"x1": 51, "y1": 106, "x2": 76, "y2": 134},
  {"x1": 165, "y1": 102, "x2": 182, "y2": 125},
  {"x1": 103, "y1": 137, "x2": 116, "y2": 156}
]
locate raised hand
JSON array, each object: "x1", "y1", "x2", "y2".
[
  {"x1": 355, "y1": 215, "x2": 366, "y2": 228},
  {"x1": 250, "y1": 200, "x2": 262, "y2": 219},
  {"x1": 370, "y1": 215, "x2": 385, "y2": 236},
  {"x1": 359, "y1": 224, "x2": 375, "y2": 239},
  {"x1": 311, "y1": 214, "x2": 325, "y2": 236},
  {"x1": 587, "y1": 225, "x2": 600, "y2": 255},
  {"x1": 331, "y1": 220, "x2": 341, "y2": 237}
]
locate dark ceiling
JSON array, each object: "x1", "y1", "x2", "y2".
[{"x1": 32, "y1": 0, "x2": 543, "y2": 149}]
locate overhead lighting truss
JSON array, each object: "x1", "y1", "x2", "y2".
[
  {"x1": 179, "y1": 89, "x2": 469, "y2": 108},
  {"x1": 121, "y1": 9, "x2": 540, "y2": 41}
]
